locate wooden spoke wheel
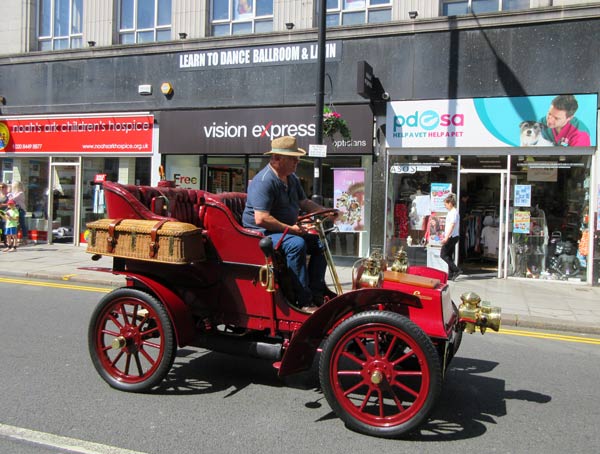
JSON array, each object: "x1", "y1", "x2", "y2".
[
  {"x1": 319, "y1": 311, "x2": 442, "y2": 438},
  {"x1": 88, "y1": 288, "x2": 176, "y2": 392}
]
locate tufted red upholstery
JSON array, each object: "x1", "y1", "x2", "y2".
[
  {"x1": 209, "y1": 192, "x2": 247, "y2": 226},
  {"x1": 101, "y1": 181, "x2": 264, "y2": 263}
]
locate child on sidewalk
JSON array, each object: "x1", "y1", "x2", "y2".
[{"x1": 2, "y1": 200, "x2": 19, "y2": 252}]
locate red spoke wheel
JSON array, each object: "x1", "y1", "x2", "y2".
[
  {"x1": 88, "y1": 288, "x2": 176, "y2": 392},
  {"x1": 319, "y1": 311, "x2": 442, "y2": 438}
]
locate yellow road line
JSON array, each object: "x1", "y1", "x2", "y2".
[
  {"x1": 498, "y1": 328, "x2": 600, "y2": 345},
  {"x1": 0, "y1": 276, "x2": 598, "y2": 345},
  {"x1": 0, "y1": 276, "x2": 111, "y2": 293}
]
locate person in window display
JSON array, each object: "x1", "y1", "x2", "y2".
[{"x1": 540, "y1": 95, "x2": 591, "y2": 147}]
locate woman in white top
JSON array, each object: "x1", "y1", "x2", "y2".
[{"x1": 440, "y1": 194, "x2": 462, "y2": 280}]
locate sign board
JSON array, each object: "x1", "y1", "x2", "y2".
[
  {"x1": 309, "y1": 144, "x2": 327, "y2": 158},
  {"x1": 386, "y1": 94, "x2": 597, "y2": 148},
  {"x1": 0, "y1": 115, "x2": 154, "y2": 154},
  {"x1": 357, "y1": 60, "x2": 375, "y2": 99}
]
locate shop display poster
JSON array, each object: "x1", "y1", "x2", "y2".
[
  {"x1": 514, "y1": 185, "x2": 531, "y2": 207},
  {"x1": 430, "y1": 183, "x2": 452, "y2": 212},
  {"x1": 513, "y1": 210, "x2": 531, "y2": 234},
  {"x1": 333, "y1": 168, "x2": 365, "y2": 231}
]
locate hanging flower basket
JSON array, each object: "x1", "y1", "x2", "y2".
[{"x1": 323, "y1": 107, "x2": 351, "y2": 141}]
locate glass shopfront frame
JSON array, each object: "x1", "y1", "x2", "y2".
[
  {"x1": 165, "y1": 152, "x2": 373, "y2": 258},
  {"x1": 384, "y1": 151, "x2": 595, "y2": 283}
]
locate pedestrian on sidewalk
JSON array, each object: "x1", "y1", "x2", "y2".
[
  {"x1": 0, "y1": 183, "x2": 9, "y2": 247},
  {"x1": 8, "y1": 181, "x2": 28, "y2": 245},
  {"x1": 1, "y1": 200, "x2": 19, "y2": 252},
  {"x1": 440, "y1": 193, "x2": 462, "y2": 280}
]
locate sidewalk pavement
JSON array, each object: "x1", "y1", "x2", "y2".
[{"x1": 2, "y1": 242, "x2": 600, "y2": 335}]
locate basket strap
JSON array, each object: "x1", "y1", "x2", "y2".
[
  {"x1": 149, "y1": 219, "x2": 169, "y2": 258},
  {"x1": 107, "y1": 219, "x2": 124, "y2": 253}
]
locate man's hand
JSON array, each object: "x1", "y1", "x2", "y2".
[{"x1": 289, "y1": 224, "x2": 306, "y2": 235}]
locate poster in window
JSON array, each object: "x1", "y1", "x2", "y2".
[
  {"x1": 513, "y1": 210, "x2": 531, "y2": 234},
  {"x1": 427, "y1": 214, "x2": 446, "y2": 246},
  {"x1": 333, "y1": 168, "x2": 365, "y2": 232},
  {"x1": 514, "y1": 184, "x2": 531, "y2": 207},
  {"x1": 430, "y1": 182, "x2": 452, "y2": 213},
  {"x1": 527, "y1": 166, "x2": 558, "y2": 182},
  {"x1": 235, "y1": 0, "x2": 253, "y2": 20}
]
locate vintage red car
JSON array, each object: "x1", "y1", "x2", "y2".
[{"x1": 86, "y1": 181, "x2": 500, "y2": 438}]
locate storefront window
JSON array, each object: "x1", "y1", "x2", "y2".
[
  {"x1": 206, "y1": 157, "x2": 247, "y2": 193},
  {"x1": 250, "y1": 155, "x2": 371, "y2": 257},
  {"x1": 0, "y1": 157, "x2": 50, "y2": 242},
  {"x1": 385, "y1": 155, "x2": 458, "y2": 267},
  {"x1": 508, "y1": 154, "x2": 591, "y2": 281}
]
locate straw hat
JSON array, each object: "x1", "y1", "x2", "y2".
[{"x1": 264, "y1": 136, "x2": 306, "y2": 156}]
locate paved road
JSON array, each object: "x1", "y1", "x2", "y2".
[
  {"x1": 1, "y1": 280, "x2": 599, "y2": 453},
  {"x1": 1, "y1": 243, "x2": 600, "y2": 334}
]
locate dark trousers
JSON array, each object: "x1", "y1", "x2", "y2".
[
  {"x1": 441, "y1": 236, "x2": 460, "y2": 274},
  {"x1": 18, "y1": 208, "x2": 28, "y2": 237},
  {"x1": 268, "y1": 233, "x2": 326, "y2": 306}
]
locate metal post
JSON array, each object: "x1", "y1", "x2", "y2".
[{"x1": 312, "y1": 0, "x2": 326, "y2": 205}]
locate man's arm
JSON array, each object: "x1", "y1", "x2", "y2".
[
  {"x1": 254, "y1": 210, "x2": 304, "y2": 235},
  {"x1": 299, "y1": 198, "x2": 325, "y2": 214}
]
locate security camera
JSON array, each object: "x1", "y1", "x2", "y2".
[{"x1": 381, "y1": 92, "x2": 390, "y2": 101}]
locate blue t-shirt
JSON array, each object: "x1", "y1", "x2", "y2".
[{"x1": 242, "y1": 165, "x2": 306, "y2": 234}]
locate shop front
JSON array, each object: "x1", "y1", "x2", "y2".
[
  {"x1": 384, "y1": 94, "x2": 598, "y2": 284},
  {"x1": 158, "y1": 104, "x2": 374, "y2": 257},
  {"x1": 0, "y1": 113, "x2": 155, "y2": 245}
]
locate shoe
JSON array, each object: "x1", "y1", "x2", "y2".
[
  {"x1": 451, "y1": 270, "x2": 462, "y2": 281},
  {"x1": 300, "y1": 305, "x2": 318, "y2": 314},
  {"x1": 312, "y1": 295, "x2": 325, "y2": 307}
]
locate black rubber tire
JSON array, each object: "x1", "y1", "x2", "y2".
[
  {"x1": 319, "y1": 311, "x2": 442, "y2": 438},
  {"x1": 88, "y1": 288, "x2": 176, "y2": 392}
]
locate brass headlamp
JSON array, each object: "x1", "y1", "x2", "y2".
[{"x1": 458, "y1": 291, "x2": 502, "y2": 334}]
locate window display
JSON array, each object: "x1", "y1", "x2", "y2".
[
  {"x1": 508, "y1": 154, "x2": 591, "y2": 280},
  {"x1": 386, "y1": 156, "x2": 457, "y2": 267}
]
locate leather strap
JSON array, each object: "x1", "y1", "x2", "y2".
[
  {"x1": 107, "y1": 219, "x2": 124, "y2": 253},
  {"x1": 149, "y1": 219, "x2": 169, "y2": 258}
]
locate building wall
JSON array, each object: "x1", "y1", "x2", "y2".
[
  {"x1": 3, "y1": 2, "x2": 600, "y2": 56},
  {"x1": 1, "y1": 16, "x2": 599, "y2": 115},
  {"x1": 1, "y1": 2, "x2": 599, "y2": 251},
  {"x1": 84, "y1": 0, "x2": 115, "y2": 47}
]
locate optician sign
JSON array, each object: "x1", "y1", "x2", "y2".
[
  {"x1": 158, "y1": 105, "x2": 372, "y2": 155},
  {"x1": 0, "y1": 114, "x2": 154, "y2": 153},
  {"x1": 386, "y1": 94, "x2": 597, "y2": 148}
]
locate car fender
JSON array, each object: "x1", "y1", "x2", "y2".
[
  {"x1": 113, "y1": 271, "x2": 197, "y2": 347},
  {"x1": 278, "y1": 288, "x2": 421, "y2": 377}
]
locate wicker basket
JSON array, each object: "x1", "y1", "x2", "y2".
[{"x1": 86, "y1": 218, "x2": 205, "y2": 264}]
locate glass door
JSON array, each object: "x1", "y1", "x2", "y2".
[
  {"x1": 49, "y1": 162, "x2": 81, "y2": 245},
  {"x1": 459, "y1": 156, "x2": 509, "y2": 278}
]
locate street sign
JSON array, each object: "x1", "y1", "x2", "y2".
[{"x1": 309, "y1": 144, "x2": 327, "y2": 157}]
